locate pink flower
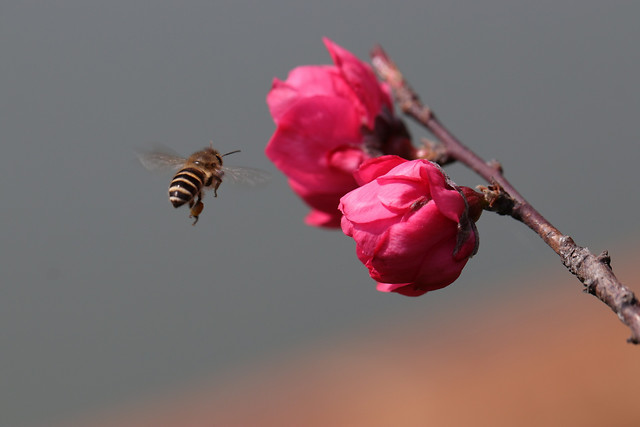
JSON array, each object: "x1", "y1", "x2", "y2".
[
  {"x1": 265, "y1": 38, "x2": 414, "y2": 228},
  {"x1": 339, "y1": 156, "x2": 483, "y2": 297}
]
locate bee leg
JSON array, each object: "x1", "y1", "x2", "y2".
[
  {"x1": 189, "y1": 194, "x2": 204, "y2": 226},
  {"x1": 213, "y1": 177, "x2": 222, "y2": 197}
]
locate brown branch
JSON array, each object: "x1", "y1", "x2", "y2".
[{"x1": 371, "y1": 45, "x2": 640, "y2": 344}]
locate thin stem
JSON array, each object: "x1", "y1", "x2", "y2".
[{"x1": 371, "y1": 45, "x2": 640, "y2": 344}]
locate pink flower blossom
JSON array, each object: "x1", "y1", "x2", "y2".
[
  {"x1": 266, "y1": 38, "x2": 414, "y2": 228},
  {"x1": 339, "y1": 156, "x2": 483, "y2": 297}
]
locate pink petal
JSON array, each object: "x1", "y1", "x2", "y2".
[
  {"x1": 290, "y1": 178, "x2": 354, "y2": 222},
  {"x1": 424, "y1": 164, "x2": 466, "y2": 223},
  {"x1": 304, "y1": 209, "x2": 342, "y2": 228},
  {"x1": 340, "y1": 214, "x2": 355, "y2": 236},
  {"x1": 375, "y1": 174, "x2": 427, "y2": 213},
  {"x1": 265, "y1": 96, "x2": 363, "y2": 186},
  {"x1": 353, "y1": 155, "x2": 407, "y2": 185},
  {"x1": 376, "y1": 282, "x2": 428, "y2": 297},
  {"x1": 367, "y1": 204, "x2": 458, "y2": 283},
  {"x1": 339, "y1": 180, "x2": 398, "y2": 223},
  {"x1": 281, "y1": 65, "x2": 343, "y2": 95},
  {"x1": 323, "y1": 37, "x2": 389, "y2": 127},
  {"x1": 328, "y1": 147, "x2": 367, "y2": 174},
  {"x1": 267, "y1": 66, "x2": 354, "y2": 123},
  {"x1": 267, "y1": 78, "x2": 300, "y2": 123}
]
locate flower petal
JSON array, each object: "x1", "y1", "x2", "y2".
[
  {"x1": 304, "y1": 209, "x2": 342, "y2": 228},
  {"x1": 267, "y1": 66, "x2": 355, "y2": 123},
  {"x1": 376, "y1": 282, "x2": 429, "y2": 297},
  {"x1": 423, "y1": 165, "x2": 466, "y2": 223},
  {"x1": 339, "y1": 180, "x2": 398, "y2": 224},
  {"x1": 266, "y1": 96, "x2": 363, "y2": 186},
  {"x1": 353, "y1": 155, "x2": 407, "y2": 185},
  {"x1": 323, "y1": 37, "x2": 391, "y2": 127}
]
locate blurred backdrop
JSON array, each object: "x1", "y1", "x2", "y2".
[
  {"x1": 1, "y1": 1, "x2": 639, "y2": 426},
  {"x1": 75, "y1": 250, "x2": 640, "y2": 427}
]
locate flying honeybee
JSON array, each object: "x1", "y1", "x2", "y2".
[{"x1": 138, "y1": 143, "x2": 270, "y2": 225}]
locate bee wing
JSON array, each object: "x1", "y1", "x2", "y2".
[
  {"x1": 137, "y1": 147, "x2": 187, "y2": 172},
  {"x1": 221, "y1": 166, "x2": 272, "y2": 187}
]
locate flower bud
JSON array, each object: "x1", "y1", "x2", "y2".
[{"x1": 339, "y1": 156, "x2": 482, "y2": 296}]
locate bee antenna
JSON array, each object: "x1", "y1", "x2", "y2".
[{"x1": 222, "y1": 150, "x2": 241, "y2": 157}]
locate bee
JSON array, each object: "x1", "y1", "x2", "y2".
[{"x1": 138, "y1": 143, "x2": 270, "y2": 225}]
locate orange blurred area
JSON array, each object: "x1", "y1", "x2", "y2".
[{"x1": 74, "y1": 252, "x2": 640, "y2": 427}]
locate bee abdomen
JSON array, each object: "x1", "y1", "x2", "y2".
[{"x1": 169, "y1": 167, "x2": 205, "y2": 208}]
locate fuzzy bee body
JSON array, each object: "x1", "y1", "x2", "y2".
[
  {"x1": 138, "y1": 144, "x2": 269, "y2": 225},
  {"x1": 169, "y1": 166, "x2": 210, "y2": 208}
]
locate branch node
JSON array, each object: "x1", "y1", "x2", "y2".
[
  {"x1": 597, "y1": 250, "x2": 612, "y2": 268},
  {"x1": 487, "y1": 159, "x2": 503, "y2": 174},
  {"x1": 416, "y1": 138, "x2": 455, "y2": 165},
  {"x1": 477, "y1": 182, "x2": 516, "y2": 217},
  {"x1": 616, "y1": 289, "x2": 636, "y2": 308},
  {"x1": 583, "y1": 278, "x2": 597, "y2": 295}
]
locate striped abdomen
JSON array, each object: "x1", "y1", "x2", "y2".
[{"x1": 168, "y1": 167, "x2": 206, "y2": 207}]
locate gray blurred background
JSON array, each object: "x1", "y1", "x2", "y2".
[{"x1": 1, "y1": 1, "x2": 638, "y2": 426}]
